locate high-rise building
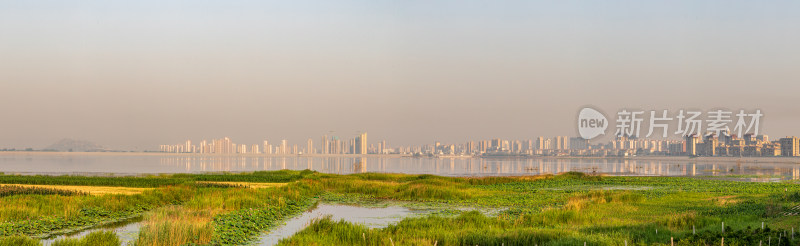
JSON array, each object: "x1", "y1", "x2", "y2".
[
  {"x1": 536, "y1": 137, "x2": 545, "y2": 150},
  {"x1": 704, "y1": 134, "x2": 718, "y2": 156},
  {"x1": 212, "y1": 137, "x2": 233, "y2": 154},
  {"x1": 553, "y1": 137, "x2": 562, "y2": 150},
  {"x1": 355, "y1": 132, "x2": 368, "y2": 154},
  {"x1": 685, "y1": 135, "x2": 699, "y2": 156},
  {"x1": 490, "y1": 139, "x2": 501, "y2": 151},
  {"x1": 511, "y1": 140, "x2": 522, "y2": 153},
  {"x1": 251, "y1": 144, "x2": 260, "y2": 154},
  {"x1": 200, "y1": 140, "x2": 208, "y2": 154},
  {"x1": 543, "y1": 138, "x2": 552, "y2": 150},
  {"x1": 280, "y1": 140, "x2": 288, "y2": 154},
  {"x1": 321, "y1": 135, "x2": 329, "y2": 154},
  {"x1": 560, "y1": 136, "x2": 570, "y2": 150},
  {"x1": 569, "y1": 137, "x2": 589, "y2": 150},
  {"x1": 780, "y1": 137, "x2": 799, "y2": 157},
  {"x1": 307, "y1": 138, "x2": 313, "y2": 154}
]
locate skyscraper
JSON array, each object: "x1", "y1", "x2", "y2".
[
  {"x1": 355, "y1": 132, "x2": 367, "y2": 154},
  {"x1": 280, "y1": 139, "x2": 288, "y2": 154},
  {"x1": 780, "y1": 137, "x2": 799, "y2": 157},
  {"x1": 569, "y1": 137, "x2": 589, "y2": 150},
  {"x1": 251, "y1": 144, "x2": 260, "y2": 154},
  {"x1": 536, "y1": 137, "x2": 544, "y2": 150},
  {"x1": 490, "y1": 139, "x2": 501, "y2": 151},
  {"x1": 553, "y1": 136, "x2": 569, "y2": 150},
  {"x1": 321, "y1": 135, "x2": 329, "y2": 154},
  {"x1": 685, "y1": 135, "x2": 699, "y2": 156},
  {"x1": 185, "y1": 140, "x2": 192, "y2": 153}
]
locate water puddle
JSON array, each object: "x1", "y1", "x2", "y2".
[
  {"x1": 40, "y1": 218, "x2": 141, "y2": 246},
  {"x1": 254, "y1": 204, "x2": 429, "y2": 246}
]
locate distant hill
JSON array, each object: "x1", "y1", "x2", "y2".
[{"x1": 45, "y1": 139, "x2": 104, "y2": 152}]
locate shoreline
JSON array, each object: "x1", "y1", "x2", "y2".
[
  {"x1": 529, "y1": 155, "x2": 800, "y2": 164},
  {"x1": 0, "y1": 151, "x2": 410, "y2": 158},
  {"x1": 1, "y1": 151, "x2": 798, "y2": 164}
]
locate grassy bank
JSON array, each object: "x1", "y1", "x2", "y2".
[
  {"x1": 281, "y1": 172, "x2": 800, "y2": 245},
  {"x1": 0, "y1": 170, "x2": 798, "y2": 245}
]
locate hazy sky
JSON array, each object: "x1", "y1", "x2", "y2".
[{"x1": 1, "y1": 1, "x2": 799, "y2": 150}]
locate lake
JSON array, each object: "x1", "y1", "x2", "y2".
[{"x1": 1, "y1": 152, "x2": 799, "y2": 180}]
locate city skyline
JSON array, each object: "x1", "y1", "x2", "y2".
[
  {"x1": 150, "y1": 130, "x2": 800, "y2": 158},
  {"x1": 3, "y1": 2, "x2": 800, "y2": 245},
  {"x1": 3, "y1": 1, "x2": 800, "y2": 150}
]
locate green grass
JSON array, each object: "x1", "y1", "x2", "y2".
[
  {"x1": 52, "y1": 231, "x2": 120, "y2": 246},
  {"x1": 0, "y1": 186, "x2": 192, "y2": 237},
  {"x1": 176, "y1": 169, "x2": 315, "y2": 183},
  {"x1": 3, "y1": 170, "x2": 800, "y2": 245},
  {"x1": 279, "y1": 172, "x2": 800, "y2": 245},
  {"x1": 0, "y1": 170, "x2": 313, "y2": 188},
  {"x1": 0, "y1": 185, "x2": 87, "y2": 197},
  {"x1": 0, "y1": 236, "x2": 40, "y2": 246},
  {"x1": 0, "y1": 175, "x2": 185, "y2": 188}
]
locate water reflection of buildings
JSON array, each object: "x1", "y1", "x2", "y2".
[
  {"x1": 159, "y1": 156, "x2": 388, "y2": 174},
  {"x1": 158, "y1": 156, "x2": 800, "y2": 181}
]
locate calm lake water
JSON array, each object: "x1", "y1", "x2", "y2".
[{"x1": 1, "y1": 153, "x2": 799, "y2": 180}]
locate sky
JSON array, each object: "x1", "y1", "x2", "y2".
[{"x1": 1, "y1": 1, "x2": 799, "y2": 150}]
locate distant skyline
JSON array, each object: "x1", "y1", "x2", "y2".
[{"x1": 2, "y1": 1, "x2": 800, "y2": 150}]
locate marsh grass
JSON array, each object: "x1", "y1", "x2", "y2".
[
  {"x1": 0, "y1": 185, "x2": 193, "y2": 237},
  {"x1": 52, "y1": 231, "x2": 120, "y2": 246},
  {"x1": 0, "y1": 236, "x2": 40, "y2": 246},
  {"x1": 133, "y1": 171, "x2": 320, "y2": 245},
  {"x1": 316, "y1": 173, "x2": 489, "y2": 201},
  {"x1": 279, "y1": 211, "x2": 608, "y2": 246},
  {"x1": 194, "y1": 181, "x2": 286, "y2": 189},
  {"x1": 1, "y1": 184, "x2": 151, "y2": 196},
  {"x1": 177, "y1": 169, "x2": 314, "y2": 183},
  {"x1": 0, "y1": 175, "x2": 184, "y2": 188},
  {"x1": 281, "y1": 172, "x2": 800, "y2": 245},
  {"x1": 5, "y1": 170, "x2": 800, "y2": 246},
  {"x1": 133, "y1": 206, "x2": 213, "y2": 246},
  {"x1": 0, "y1": 185, "x2": 87, "y2": 197},
  {"x1": 0, "y1": 170, "x2": 312, "y2": 188}
]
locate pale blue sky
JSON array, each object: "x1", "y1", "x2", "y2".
[{"x1": 1, "y1": 1, "x2": 799, "y2": 149}]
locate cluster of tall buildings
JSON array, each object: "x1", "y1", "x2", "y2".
[
  {"x1": 159, "y1": 132, "x2": 380, "y2": 155},
  {"x1": 318, "y1": 132, "x2": 372, "y2": 154},
  {"x1": 417, "y1": 136, "x2": 586, "y2": 156},
  {"x1": 159, "y1": 137, "x2": 287, "y2": 154},
  {"x1": 683, "y1": 133, "x2": 799, "y2": 157},
  {"x1": 159, "y1": 132, "x2": 800, "y2": 158},
  {"x1": 422, "y1": 133, "x2": 800, "y2": 157},
  {"x1": 410, "y1": 131, "x2": 800, "y2": 157}
]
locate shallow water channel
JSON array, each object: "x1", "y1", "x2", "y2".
[
  {"x1": 255, "y1": 204, "x2": 430, "y2": 246},
  {"x1": 35, "y1": 204, "x2": 429, "y2": 246},
  {"x1": 39, "y1": 218, "x2": 142, "y2": 246}
]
